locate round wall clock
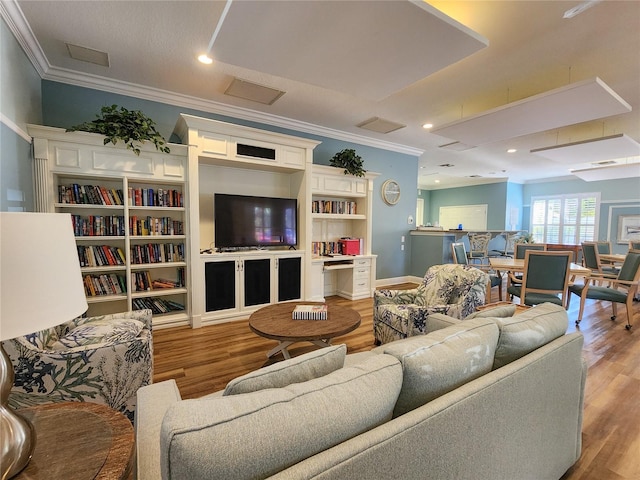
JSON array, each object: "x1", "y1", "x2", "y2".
[{"x1": 381, "y1": 179, "x2": 401, "y2": 205}]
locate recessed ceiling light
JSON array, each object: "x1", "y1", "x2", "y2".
[
  {"x1": 507, "y1": 148, "x2": 517, "y2": 153},
  {"x1": 198, "y1": 54, "x2": 213, "y2": 65},
  {"x1": 435, "y1": 179, "x2": 440, "y2": 183},
  {"x1": 422, "y1": 123, "x2": 433, "y2": 129}
]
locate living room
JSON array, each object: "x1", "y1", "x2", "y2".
[{"x1": 1, "y1": 1, "x2": 639, "y2": 479}]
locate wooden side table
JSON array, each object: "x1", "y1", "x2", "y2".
[{"x1": 14, "y1": 402, "x2": 134, "y2": 480}]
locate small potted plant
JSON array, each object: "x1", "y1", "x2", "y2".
[
  {"x1": 329, "y1": 149, "x2": 365, "y2": 177},
  {"x1": 67, "y1": 105, "x2": 170, "y2": 156}
]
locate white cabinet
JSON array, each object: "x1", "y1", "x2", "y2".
[
  {"x1": 202, "y1": 252, "x2": 303, "y2": 321},
  {"x1": 175, "y1": 114, "x2": 319, "y2": 327},
  {"x1": 310, "y1": 165, "x2": 379, "y2": 300},
  {"x1": 28, "y1": 125, "x2": 190, "y2": 329}
]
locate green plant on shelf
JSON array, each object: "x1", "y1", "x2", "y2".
[
  {"x1": 329, "y1": 149, "x2": 366, "y2": 177},
  {"x1": 67, "y1": 105, "x2": 170, "y2": 156}
]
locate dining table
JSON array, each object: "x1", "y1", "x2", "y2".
[
  {"x1": 599, "y1": 253, "x2": 627, "y2": 265},
  {"x1": 489, "y1": 257, "x2": 590, "y2": 277}
]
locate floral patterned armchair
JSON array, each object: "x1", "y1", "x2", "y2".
[
  {"x1": 373, "y1": 264, "x2": 489, "y2": 345},
  {"x1": 2, "y1": 309, "x2": 153, "y2": 422}
]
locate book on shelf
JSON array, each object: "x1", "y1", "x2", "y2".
[{"x1": 292, "y1": 304, "x2": 328, "y2": 320}]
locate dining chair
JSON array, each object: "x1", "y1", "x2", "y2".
[
  {"x1": 507, "y1": 250, "x2": 572, "y2": 308},
  {"x1": 568, "y1": 249, "x2": 640, "y2": 330},
  {"x1": 451, "y1": 242, "x2": 502, "y2": 302},
  {"x1": 490, "y1": 232, "x2": 519, "y2": 258},
  {"x1": 507, "y1": 243, "x2": 548, "y2": 291},
  {"x1": 581, "y1": 242, "x2": 619, "y2": 279},
  {"x1": 630, "y1": 240, "x2": 640, "y2": 250},
  {"x1": 467, "y1": 232, "x2": 492, "y2": 265}
]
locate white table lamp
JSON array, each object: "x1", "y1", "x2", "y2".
[{"x1": 1, "y1": 212, "x2": 88, "y2": 479}]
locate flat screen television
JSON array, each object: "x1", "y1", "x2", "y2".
[{"x1": 214, "y1": 194, "x2": 297, "y2": 249}]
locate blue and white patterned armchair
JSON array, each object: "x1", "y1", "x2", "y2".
[
  {"x1": 374, "y1": 264, "x2": 489, "y2": 345},
  {"x1": 2, "y1": 309, "x2": 153, "y2": 422}
]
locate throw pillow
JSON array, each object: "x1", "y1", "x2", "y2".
[
  {"x1": 377, "y1": 318, "x2": 499, "y2": 417},
  {"x1": 492, "y1": 302, "x2": 568, "y2": 369},
  {"x1": 223, "y1": 344, "x2": 346, "y2": 395},
  {"x1": 161, "y1": 354, "x2": 402, "y2": 480},
  {"x1": 50, "y1": 319, "x2": 144, "y2": 350},
  {"x1": 465, "y1": 304, "x2": 516, "y2": 320}
]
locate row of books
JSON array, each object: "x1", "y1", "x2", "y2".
[
  {"x1": 83, "y1": 273, "x2": 126, "y2": 297},
  {"x1": 128, "y1": 187, "x2": 183, "y2": 208},
  {"x1": 131, "y1": 269, "x2": 184, "y2": 292},
  {"x1": 131, "y1": 243, "x2": 184, "y2": 264},
  {"x1": 311, "y1": 241, "x2": 343, "y2": 257},
  {"x1": 77, "y1": 245, "x2": 126, "y2": 267},
  {"x1": 292, "y1": 304, "x2": 328, "y2": 320},
  {"x1": 312, "y1": 200, "x2": 357, "y2": 215},
  {"x1": 59, "y1": 184, "x2": 125, "y2": 206},
  {"x1": 133, "y1": 297, "x2": 185, "y2": 315},
  {"x1": 72, "y1": 215, "x2": 126, "y2": 237},
  {"x1": 129, "y1": 216, "x2": 184, "y2": 236}
]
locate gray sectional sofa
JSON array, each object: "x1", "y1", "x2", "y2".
[{"x1": 135, "y1": 302, "x2": 586, "y2": 480}]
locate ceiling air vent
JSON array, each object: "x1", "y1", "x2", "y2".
[
  {"x1": 66, "y1": 43, "x2": 110, "y2": 67},
  {"x1": 592, "y1": 160, "x2": 617, "y2": 166},
  {"x1": 224, "y1": 78, "x2": 285, "y2": 105},
  {"x1": 357, "y1": 117, "x2": 406, "y2": 134}
]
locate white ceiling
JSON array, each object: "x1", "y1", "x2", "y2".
[{"x1": 3, "y1": 0, "x2": 640, "y2": 189}]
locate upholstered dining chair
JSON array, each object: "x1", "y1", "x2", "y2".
[
  {"x1": 451, "y1": 242, "x2": 502, "y2": 302},
  {"x1": 629, "y1": 240, "x2": 640, "y2": 250},
  {"x1": 507, "y1": 250, "x2": 572, "y2": 308},
  {"x1": 581, "y1": 242, "x2": 619, "y2": 279},
  {"x1": 507, "y1": 243, "x2": 548, "y2": 291},
  {"x1": 467, "y1": 232, "x2": 492, "y2": 264},
  {"x1": 568, "y1": 249, "x2": 640, "y2": 330}
]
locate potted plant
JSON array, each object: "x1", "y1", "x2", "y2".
[
  {"x1": 516, "y1": 232, "x2": 535, "y2": 244},
  {"x1": 66, "y1": 105, "x2": 170, "y2": 156},
  {"x1": 329, "y1": 149, "x2": 365, "y2": 177}
]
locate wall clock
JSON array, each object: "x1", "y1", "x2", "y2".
[{"x1": 381, "y1": 179, "x2": 401, "y2": 205}]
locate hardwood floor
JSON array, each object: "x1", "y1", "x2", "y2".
[{"x1": 153, "y1": 283, "x2": 640, "y2": 480}]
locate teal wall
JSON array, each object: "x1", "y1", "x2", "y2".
[
  {"x1": 40, "y1": 81, "x2": 418, "y2": 280},
  {"x1": 0, "y1": 18, "x2": 41, "y2": 212},
  {"x1": 427, "y1": 182, "x2": 509, "y2": 229}
]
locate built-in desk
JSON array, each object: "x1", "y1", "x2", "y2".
[{"x1": 310, "y1": 255, "x2": 376, "y2": 301}]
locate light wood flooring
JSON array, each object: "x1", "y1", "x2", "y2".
[{"x1": 153, "y1": 282, "x2": 640, "y2": 480}]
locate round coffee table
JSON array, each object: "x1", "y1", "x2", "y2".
[{"x1": 249, "y1": 302, "x2": 361, "y2": 359}]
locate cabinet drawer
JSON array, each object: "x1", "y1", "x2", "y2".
[
  {"x1": 352, "y1": 277, "x2": 370, "y2": 294},
  {"x1": 353, "y1": 266, "x2": 370, "y2": 279},
  {"x1": 354, "y1": 258, "x2": 371, "y2": 267}
]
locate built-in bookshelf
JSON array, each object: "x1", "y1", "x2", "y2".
[{"x1": 29, "y1": 125, "x2": 190, "y2": 328}]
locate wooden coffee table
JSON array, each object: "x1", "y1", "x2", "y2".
[{"x1": 249, "y1": 302, "x2": 361, "y2": 359}]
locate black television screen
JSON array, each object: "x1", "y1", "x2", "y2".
[{"x1": 214, "y1": 194, "x2": 297, "y2": 248}]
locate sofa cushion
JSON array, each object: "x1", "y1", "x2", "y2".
[
  {"x1": 465, "y1": 303, "x2": 516, "y2": 320},
  {"x1": 50, "y1": 319, "x2": 144, "y2": 350},
  {"x1": 492, "y1": 302, "x2": 568, "y2": 369},
  {"x1": 376, "y1": 318, "x2": 499, "y2": 417},
  {"x1": 222, "y1": 344, "x2": 346, "y2": 395},
  {"x1": 160, "y1": 354, "x2": 401, "y2": 480}
]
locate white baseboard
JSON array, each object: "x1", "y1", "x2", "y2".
[{"x1": 375, "y1": 276, "x2": 421, "y2": 287}]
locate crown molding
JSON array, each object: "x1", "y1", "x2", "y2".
[
  {"x1": 0, "y1": 0, "x2": 47, "y2": 77},
  {"x1": 3, "y1": 1, "x2": 423, "y2": 158},
  {"x1": 0, "y1": 113, "x2": 31, "y2": 142}
]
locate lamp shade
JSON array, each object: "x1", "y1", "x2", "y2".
[{"x1": 1, "y1": 212, "x2": 87, "y2": 341}]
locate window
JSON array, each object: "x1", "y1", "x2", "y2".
[{"x1": 530, "y1": 193, "x2": 600, "y2": 244}]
